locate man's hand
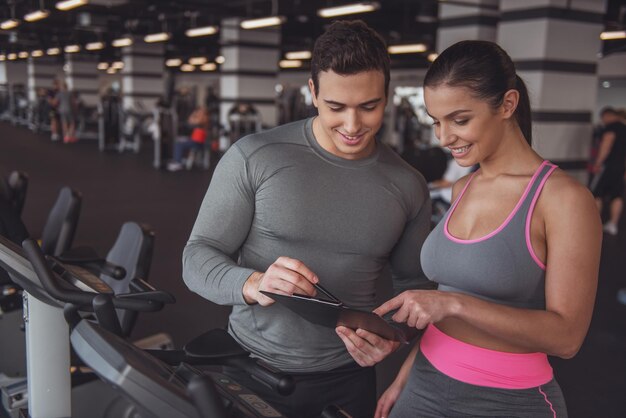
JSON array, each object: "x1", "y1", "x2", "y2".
[
  {"x1": 242, "y1": 256, "x2": 319, "y2": 306},
  {"x1": 335, "y1": 326, "x2": 400, "y2": 367}
]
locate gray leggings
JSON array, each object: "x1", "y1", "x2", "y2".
[{"x1": 390, "y1": 351, "x2": 567, "y2": 418}]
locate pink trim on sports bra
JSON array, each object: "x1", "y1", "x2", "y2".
[
  {"x1": 420, "y1": 324, "x2": 554, "y2": 389},
  {"x1": 525, "y1": 164, "x2": 557, "y2": 270},
  {"x1": 444, "y1": 160, "x2": 549, "y2": 244}
]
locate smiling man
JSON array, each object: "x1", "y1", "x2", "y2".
[{"x1": 182, "y1": 20, "x2": 432, "y2": 418}]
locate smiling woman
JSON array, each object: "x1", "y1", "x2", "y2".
[{"x1": 372, "y1": 41, "x2": 602, "y2": 418}]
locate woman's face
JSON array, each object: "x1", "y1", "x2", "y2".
[{"x1": 424, "y1": 84, "x2": 512, "y2": 167}]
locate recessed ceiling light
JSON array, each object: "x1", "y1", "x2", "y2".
[
  {"x1": 285, "y1": 51, "x2": 311, "y2": 60},
  {"x1": 165, "y1": 58, "x2": 182, "y2": 67},
  {"x1": 24, "y1": 9, "x2": 50, "y2": 22},
  {"x1": 144, "y1": 32, "x2": 170, "y2": 43},
  {"x1": 318, "y1": 2, "x2": 380, "y2": 18},
  {"x1": 112, "y1": 37, "x2": 132, "y2": 48},
  {"x1": 0, "y1": 19, "x2": 20, "y2": 30},
  {"x1": 86, "y1": 42, "x2": 105, "y2": 51},
  {"x1": 185, "y1": 26, "x2": 218, "y2": 38},
  {"x1": 388, "y1": 43, "x2": 427, "y2": 54},
  {"x1": 279, "y1": 59, "x2": 302, "y2": 68},
  {"x1": 56, "y1": 0, "x2": 88, "y2": 12},
  {"x1": 240, "y1": 16, "x2": 285, "y2": 29}
]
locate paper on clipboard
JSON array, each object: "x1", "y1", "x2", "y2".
[{"x1": 260, "y1": 290, "x2": 421, "y2": 343}]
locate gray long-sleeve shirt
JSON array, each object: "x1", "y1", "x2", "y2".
[{"x1": 183, "y1": 117, "x2": 431, "y2": 372}]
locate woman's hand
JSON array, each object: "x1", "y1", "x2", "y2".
[
  {"x1": 335, "y1": 327, "x2": 400, "y2": 367},
  {"x1": 375, "y1": 379, "x2": 406, "y2": 418},
  {"x1": 374, "y1": 290, "x2": 459, "y2": 329}
]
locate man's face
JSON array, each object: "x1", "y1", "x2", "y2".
[
  {"x1": 601, "y1": 112, "x2": 617, "y2": 126},
  {"x1": 309, "y1": 70, "x2": 386, "y2": 160}
]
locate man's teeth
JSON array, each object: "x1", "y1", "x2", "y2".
[{"x1": 451, "y1": 145, "x2": 470, "y2": 154}]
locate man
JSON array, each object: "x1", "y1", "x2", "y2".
[
  {"x1": 182, "y1": 20, "x2": 431, "y2": 418},
  {"x1": 591, "y1": 107, "x2": 626, "y2": 235}
]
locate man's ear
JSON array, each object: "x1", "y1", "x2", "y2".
[
  {"x1": 501, "y1": 89, "x2": 519, "y2": 119},
  {"x1": 308, "y1": 78, "x2": 319, "y2": 108}
]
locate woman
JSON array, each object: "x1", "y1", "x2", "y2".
[{"x1": 372, "y1": 41, "x2": 601, "y2": 417}]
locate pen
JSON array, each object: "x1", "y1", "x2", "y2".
[{"x1": 313, "y1": 281, "x2": 342, "y2": 305}]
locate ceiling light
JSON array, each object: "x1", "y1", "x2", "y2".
[
  {"x1": 111, "y1": 61, "x2": 124, "y2": 69},
  {"x1": 56, "y1": 0, "x2": 88, "y2": 11},
  {"x1": 112, "y1": 37, "x2": 132, "y2": 47},
  {"x1": 318, "y1": 2, "x2": 380, "y2": 18},
  {"x1": 18, "y1": 51, "x2": 29, "y2": 58},
  {"x1": 106, "y1": 67, "x2": 116, "y2": 74},
  {"x1": 279, "y1": 59, "x2": 302, "y2": 68},
  {"x1": 0, "y1": 55, "x2": 5, "y2": 61},
  {"x1": 86, "y1": 41, "x2": 104, "y2": 51},
  {"x1": 64, "y1": 44, "x2": 80, "y2": 53},
  {"x1": 1, "y1": 19, "x2": 20, "y2": 30},
  {"x1": 8, "y1": 53, "x2": 17, "y2": 60},
  {"x1": 388, "y1": 43, "x2": 427, "y2": 54},
  {"x1": 185, "y1": 25, "x2": 218, "y2": 38},
  {"x1": 97, "y1": 62, "x2": 108, "y2": 70},
  {"x1": 200, "y1": 63, "x2": 217, "y2": 71},
  {"x1": 144, "y1": 32, "x2": 170, "y2": 43},
  {"x1": 47, "y1": 47, "x2": 61, "y2": 55},
  {"x1": 600, "y1": 30, "x2": 626, "y2": 40},
  {"x1": 31, "y1": 50, "x2": 44, "y2": 57},
  {"x1": 215, "y1": 55, "x2": 225, "y2": 64},
  {"x1": 240, "y1": 16, "x2": 285, "y2": 29},
  {"x1": 180, "y1": 64, "x2": 195, "y2": 72},
  {"x1": 24, "y1": 9, "x2": 50, "y2": 22},
  {"x1": 285, "y1": 50, "x2": 311, "y2": 60},
  {"x1": 189, "y1": 56, "x2": 207, "y2": 65},
  {"x1": 427, "y1": 53, "x2": 438, "y2": 62},
  {"x1": 165, "y1": 58, "x2": 182, "y2": 67}
]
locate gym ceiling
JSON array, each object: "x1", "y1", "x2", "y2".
[{"x1": 0, "y1": 0, "x2": 625, "y2": 72}]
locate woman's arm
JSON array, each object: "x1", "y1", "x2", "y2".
[
  {"x1": 374, "y1": 342, "x2": 419, "y2": 418},
  {"x1": 376, "y1": 173, "x2": 602, "y2": 358}
]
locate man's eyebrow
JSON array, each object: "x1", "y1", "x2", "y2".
[{"x1": 323, "y1": 98, "x2": 383, "y2": 107}]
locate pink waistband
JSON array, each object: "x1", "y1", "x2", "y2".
[{"x1": 421, "y1": 324, "x2": 553, "y2": 389}]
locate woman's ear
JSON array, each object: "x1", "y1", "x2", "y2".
[{"x1": 501, "y1": 89, "x2": 519, "y2": 119}]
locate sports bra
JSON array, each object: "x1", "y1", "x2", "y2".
[{"x1": 421, "y1": 160, "x2": 557, "y2": 309}]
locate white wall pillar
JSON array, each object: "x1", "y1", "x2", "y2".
[
  {"x1": 437, "y1": 0, "x2": 500, "y2": 52},
  {"x1": 499, "y1": 0, "x2": 606, "y2": 181},
  {"x1": 219, "y1": 17, "x2": 280, "y2": 131},
  {"x1": 65, "y1": 54, "x2": 100, "y2": 106},
  {"x1": 121, "y1": 39, "x2": 165, "y2": 110}
]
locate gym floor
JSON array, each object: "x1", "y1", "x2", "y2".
[{"x1": 1, "y1": 122, "x2": 625, "y2": 418}]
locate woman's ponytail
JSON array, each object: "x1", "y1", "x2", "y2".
[{"x1": 514, "y1": 75, "x2": 532, "y2": 146}]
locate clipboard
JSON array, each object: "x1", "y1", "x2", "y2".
[{"x1": 260, "y1": 290, "x2": 421, "y2": 344}]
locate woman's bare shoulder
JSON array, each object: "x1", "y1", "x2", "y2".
[
  {"x1": 541, "y1": 168, "x2": 600, "y2": 224},
  {"x1": 450, "y1": 172, "x2": 474, "y2": 202}
]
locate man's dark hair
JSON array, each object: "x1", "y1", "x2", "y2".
[
  {"x1": 310, "y1": 20, "x2": 390, "y2": 97},
  {"x1": 600, "y1": 106, "x2": 618, "y2": 117}
]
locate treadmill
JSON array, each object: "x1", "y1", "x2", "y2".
[{"x1": 0, "y1": 235, "x2": 287, "y2": 418}]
